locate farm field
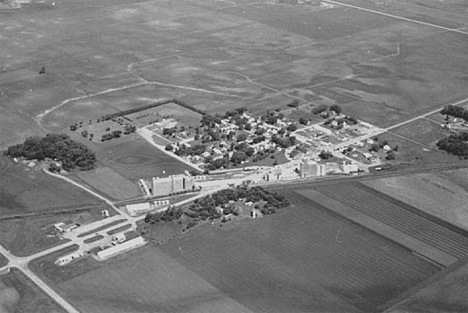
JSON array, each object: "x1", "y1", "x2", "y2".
[
  {"x1": 1, "y1": 0, "x2": 468, "y2": 152},
  {"x1": 310, "y1": 182, "x2": 468, "y2": 262},
  {"x1": 55, "y1": 199, "x2": 440, "y2": 313},
  {"x1": 361, "y1": 168, "x2": 468, "y2": 230},
  {"x1": 387, "y1": 259, "x2": 468, "y2": 313},
  {"x1": 0, "y1": 155, "x2": 102, "y2": 216},
  {"x1": 0, "y1": 268, "x2": 65, "y2": 313}
]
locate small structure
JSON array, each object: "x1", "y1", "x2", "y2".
[
  {"x1": 96, "y1": 236, "x2": 146, "y2": 260},
  {"x1": 126, "y1": 202, "x2": 152, "y2": 216},
  {"x1": 54, "y1": 222, "x2": 79, "y2": 234},
  {"x1": 101, "y1": 210, "x2": 110, "y2": 218},
  {"x1": 55, "y1": 251, "x2": 84, "y2": 266},
  {"x1": 111, "y1": 233, "x2": 126, "y2": 245}
]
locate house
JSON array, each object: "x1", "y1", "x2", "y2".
[
  {"x1": 54, "y1": 222, "x2": 79, "y2": 234},
  {"x1": 383, "y1": 145, "x2": 391, "y2": 151}
]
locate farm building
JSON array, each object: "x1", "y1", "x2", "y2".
[
  {"x1": 96, "y1": 236, "x2": 146, "y2": 260},
  {"x1": 55, "y1": 251, "x2": 84, "y2": 266},
  {"x1": 126, "y1": 202, "x2": 152, "y2": 216},
  {"x1": 54, "y1": 222, "x2": 79, "y2": 233}
]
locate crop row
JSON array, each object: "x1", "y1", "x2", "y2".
[
  {"x1": 162, "y1": 194, "x2": 439, "y2": 312},
  {"x1": 313, "y1": 184, "x2": 468, "y2": 259}
]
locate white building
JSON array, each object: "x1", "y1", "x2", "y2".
[
  {"x1": 340, "y1": 161, "x2": 359, "y2": 174},
  {"x1": 126, "y1": 202, "x2": 152, "y2": 216},
  {"x1": 96, "y1": 236, "x2": 146, "y2": 260},
  {"x1": 55, "y1": 251, "x2": 84, "y2": 266}
]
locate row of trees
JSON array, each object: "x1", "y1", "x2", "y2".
[
  {"x1": 437, "y1": 132, "x2": 468, "y2": 157},
  {"x1": 144, "y1": 186, "x2": 290, "y2": 225},
  {"x1": 441, "y1": 105, "x2": 468, "y2": 121},
  {"x1": 5, "y1": 134, "x2": 96, "y2": 170}
]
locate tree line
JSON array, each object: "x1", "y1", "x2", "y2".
[
  {"x1": 5, "y1": 133, "x2": 97, "y2": 170},
  {"x1": 441, "y1": 105, "x2": 468, "y2": 121},
  {"x1": 437, "y1": 132, "x2": 468, "y2": 157}
]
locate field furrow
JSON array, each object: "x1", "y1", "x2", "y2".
[{"x1": 312, "y1": 184, "x2": 468, "y2": 259}]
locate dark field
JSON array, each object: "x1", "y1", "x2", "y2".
[
  {"x1": 0, "y1": 253, "x2": 7, "y2": 268},
  {"x1": 56, "y1": 196, "x2": 439, "y2": 313},
  {"x1": 1, "y1": 0, "x2": 468, "y2": 150},
  {"x1": 0, "y1": 155, "x2": 102, "y2": 216},
  {"x1": 0, "y1": 268, "x2": 65, "y2": 313}
]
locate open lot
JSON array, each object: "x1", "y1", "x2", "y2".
[
  {"x1": 362, "y1": 168, "x2": 468, "y2": 230},
  {"x1": 1, "y1": 0, "x2": 467, "y2": 151},
  {"x1": 0, "y1": 155, "x2": 102, "y2": 216},
  {"x1": 0, "y1": 268, "x2": 65, "y2": 313},
  {"x1": 52, "y1": 196, "x2": 439, "y2": 313}
]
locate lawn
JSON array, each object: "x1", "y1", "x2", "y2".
[
  {"x1": 55, "y1": 196, "x2": 439, "y2": 313},
  {"x1": 0, "y1": 156, "x2": 102, "y2": 216},
  {"x1": 361, "y1": 168, "x2": 468, "y2": 231},
  {"x1": 0, "y1": 268, "x2": 65, "y2": 313},
  {"x1": 71, "y1": 166, "x2": 141, "y2": 201}
]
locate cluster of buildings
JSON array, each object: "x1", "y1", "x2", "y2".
[
  {"x1": 139, "y1": 174, "x2": 199, "y2": 198},
  {"x1": 299, "y1": 159, "x2": 359, "y2": 178},
  {"x1": 125, "y1": 199, "x2": 170, "y2": 216}
]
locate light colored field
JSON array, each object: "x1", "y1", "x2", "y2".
[
  {"x1": 58, "y1": 249, "x2": 253, "y2": 313},
  {"x1": 362, "y1": 168, "x2": 468, "y2": 230},
  {"x1": 73, "y1": 167, "x2": 141, "y2": 200}
]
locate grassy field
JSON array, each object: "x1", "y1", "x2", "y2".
[
  {"x1": 376, "y1": 132, "x2": 464, "y2": 166},
  {"x1": 0, "y1": 268, "x2": 65, "y2": 313},
  {"x1": 0, "y1": 253, "x2": 7, "y2": 268},
  {"x1": 361, "y1": 168, "x2": 468, "y2": 230},
  {"x1": 1, "y1": 0, "x2": 467, "y2": 151},
  {"x1": 390, "y1": 118, "x2": 451, "y2": 146},
  {"x1": 69, "y1": 132, "x2": 192, "y2": 181},
  {"x1": 0, "y1": 207, "x2": 107, "y2": 257},
  {"x1": 52, "y1": 196, "x2": 439, "y2": 313},
  {"x1": 71, "y1": 166, "x2": 141, "y2": 201},
  {"x1": 0, "y1": 156, "x2": 102, "y2": 216}
]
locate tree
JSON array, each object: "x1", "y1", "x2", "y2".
[
  {"x1": 312, "y1": 104, "x2": 328, "y2": 115},
  {"x1": 287, "y1": 124, "x2": 297, "y2": 132},
  {"x1": 319, "y1": 151, "x2": 333, "y2": 159},
  {"x1": 165, "y1": 144, "x2": 173, "y2": 151},
  {"x1": 385, "y1": 151, "x2": 395, "y2": 160},
  {"x1": 237, "y1": 133, "x2": 247, "y2": 142},
  {"x1": 39, "y1": 66, "x2": 46, "y2": 74},
  {"x1": 330, "y1": 104, "x2": 342, "y2": 115},
  {"x1": 299, "y1": 117, "x2": 309, "y2": 125},
  {"x1": 287, "y1": 100, "x2": 299, "y2": 108}
]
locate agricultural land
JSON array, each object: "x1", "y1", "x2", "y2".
[{"x1": 1, "y1": 0, "x2": 468, "y2": 312}]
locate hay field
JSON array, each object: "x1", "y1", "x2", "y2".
[
  {"x1": 1, "y1": 0, "x2": 468, "y2": 150},
  {"x1": 362, "y1": 168, "x2": 468, "y2": 230},
  {"x1": 57, "y1": 198, "x2": 439, "y2": 313},
  {"x1": 0, "y1": 156, "x2": 102, "y2": 216}
]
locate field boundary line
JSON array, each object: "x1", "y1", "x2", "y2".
[{"x1": 324, "y1": 0, "x2": 468, "y2": 36}]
